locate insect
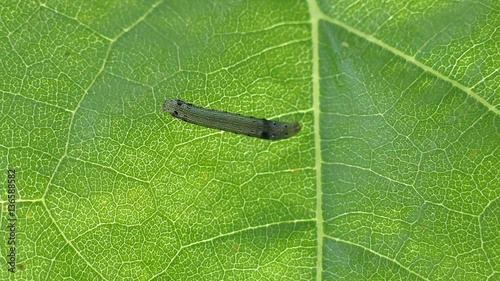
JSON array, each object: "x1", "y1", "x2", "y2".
[{"x1": 163, "y1": 99, "x2": 301, "y2": 140}]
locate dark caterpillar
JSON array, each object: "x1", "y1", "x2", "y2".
[{"x1": 163, "y1": 99, "x2": 301, "y2": 140}]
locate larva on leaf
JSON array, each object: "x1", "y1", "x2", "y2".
[{"x1": 163, "y1": 99, "x2": 301, "y2": 140}]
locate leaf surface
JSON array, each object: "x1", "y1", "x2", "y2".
[{"x1": 0, "y1": 0, "x2": 498, "y2": 280}]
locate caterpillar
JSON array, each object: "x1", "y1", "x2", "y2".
[{"x1": 163, "y1": 99, "x2": 301, "y2": 140}]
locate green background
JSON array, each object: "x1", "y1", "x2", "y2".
[{"x1": 1, "y1": 0, "x2": 498, "y2": 280}]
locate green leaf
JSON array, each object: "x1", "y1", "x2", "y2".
[{"x1": 1, "y1": 0, "x2": 498, "y2": 280}]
